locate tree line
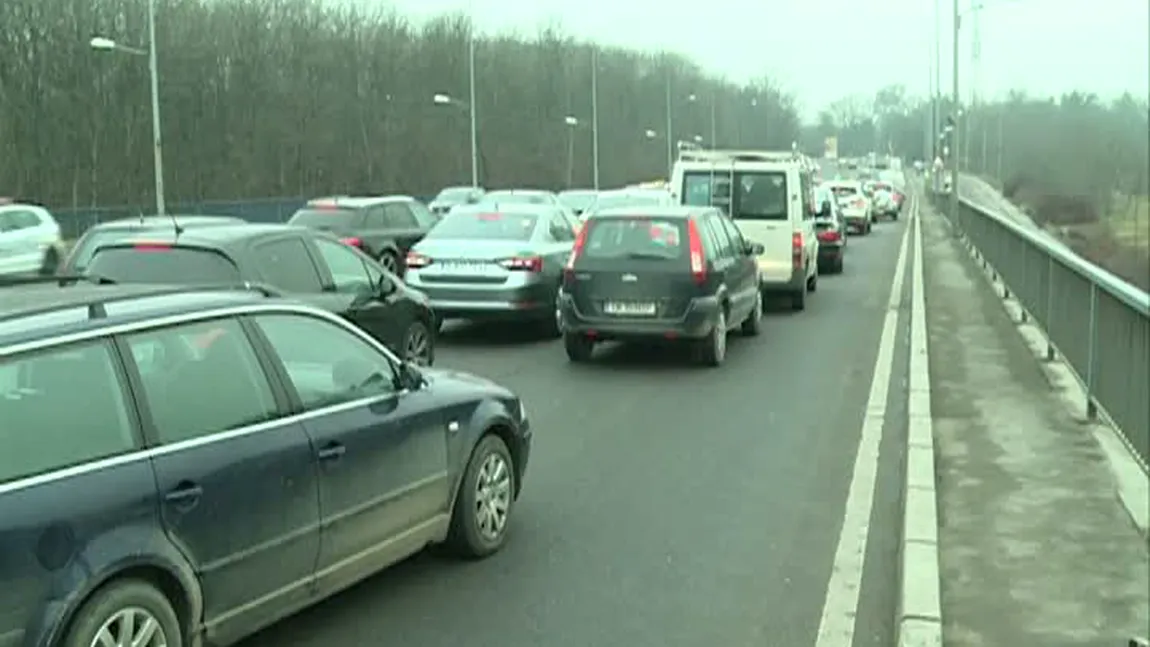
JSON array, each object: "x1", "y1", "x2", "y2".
[{"x1": 0, "y1": 0, "x2": 802, "y2": 210}]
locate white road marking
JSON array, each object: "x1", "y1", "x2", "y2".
[{"x1": 813, "y1": 195, "x2": 916, "y2": 647}]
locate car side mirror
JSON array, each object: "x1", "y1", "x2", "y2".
[
  {"x1": 396, "y1": 361, "x2": 425, "y2": 390},
  {"x1": 745, "y1": 241, "x2": 765, "y2": 256}
]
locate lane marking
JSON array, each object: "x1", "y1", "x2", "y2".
[{"x1": 813, "y1": 195, "x2": 916, "y2": 647}]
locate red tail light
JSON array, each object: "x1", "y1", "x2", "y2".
[
  {"x1": 852, "y1": 198, "x2": 866, "y2": 208},
  {"x1": 499, "y1": 256, "x2": 544, "y2": 272},
  {"x1": 406, "y1": 252, "x2": 431, "y2": 268},
  {"x1": 687, "y1": 218, "x2": 706, "y2": 285},
  {"x1": 817, "y1": 229, "x2": 841, "y2": 243},
  {"x1": 563, "y1": 223, "x2": 590, "y2": 282},
  {"x1": 792, "y1": 231, "x2": 803, "y2": 269},
  {"x1": 133, "y1": 242, "x2": 170, "y2": 251},
  {"x1": 340, "y1": 237, "x2": 362, "y2": 247}
]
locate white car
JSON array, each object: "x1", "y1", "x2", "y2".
[
  {"x1": 0, "y1": 202, "x2": 63, "y2": 275},
  {"x1": 822, "y1": 181, "x2": 872, "y2": 235}
]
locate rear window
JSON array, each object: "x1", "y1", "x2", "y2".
[
  {"x1": 682, "y1": 171, "x2": 787, "y2": 221},
  {"x1": 288, "y1": 208, "x2": 363, "y2": 228},
  {"x1": 68, "y1": 229, "x2": 167, "y2": 271},
  {"x1": 426, "y1": 211, "x2": 538, "y2": 241},
  {"x1": 481, "y1": 191, "x2": 549, "y2": 206},
  {"x1": 829, "y1": 186, "x2": 859, "y2": 198},
  {"x1": 87, "y1": 246, "x2": 242, "y2": 284},
  {"x1": 582, "y1": 218, "x2": 684, "y2": 260},
  {"x1": 590, "y1": 193, "x2": 667, "y2": 212}
]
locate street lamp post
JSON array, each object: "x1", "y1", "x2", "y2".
[
  {"x1": 467, "y1": 20, "x2": 479, "y2": 187},
  {"x1": 564, "y1": 116, "x2": 579, "y2": 188},
  {"x1": 433, "y1": 93, "x2": 479, "y2": 185},
  {"x1": 590, "y1": 48, "x2": 600, "y2": 190},
  {"x1": 90, "y1": 0, "x2": 166, "y2": 218},
  {"x1": 664, "y1": 71, "x2": 674, "y2": 176}
]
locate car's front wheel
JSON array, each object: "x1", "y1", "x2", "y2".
[
  {"x1": 402, "y1": 320, "x2": 434, "y2": 366},
  {"x1": 62, "y1": 579, "x2": 182, "y2": 647},
  {"x1": 447, "y1": 434, "x2": 516, "y2": 559}
]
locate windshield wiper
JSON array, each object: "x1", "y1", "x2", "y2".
[{"x1": 623, "y1": 251, "x2": 675, "y2": 260}]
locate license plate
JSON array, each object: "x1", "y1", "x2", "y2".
[
  {"x1": 603, "y1": 301, "x2": 657, "y2": 316},
  {"x1": 438, "y1": 261, "x2": 492, "y2": 273}
]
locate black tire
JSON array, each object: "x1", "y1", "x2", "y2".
[
  {"x1": 378, "y1": 250, "x2": 401, "y2": 275},
  {"x1": 564, "y1": 332, "x2": 594, "y2": 362},
  {"x1": 807, "y1": 269, "x2": 818, "y2": 293},
  {"x1": 61, "y1": 579, "x2": 183, "y2": 647},
  {"x1": 834, "y1": 257, "x2": 845, "y2": 274},
  {"x1": 537, "y1": 289, "x2": 563, "y2": 338},
  {"x1": 696, "y1": 310, "x2": 727, "y2": 366},
  {"x1": 740, "y1": 290, "x2": 762, "y2": 336},
  {"x1": 791, "y1": 286, "x2": 806, "y2": 311},
  {"x1": 39, "y1": 246, "x2": 60, "y2": 275},
  {"x1": 401, "y1": 320, "x2": 434, "y2": 366},
  {"x1": 446, "y1": 434, "x2": 516, "y2": 559}
]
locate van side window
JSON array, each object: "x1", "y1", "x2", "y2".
[
  {"x1": 125, "y1": 318, "x2": 278, "y2": 444},
  {"x1": 0, "y1": 340, "x2": 137, "y2": 484},
  {"x1": 799, "y1": 172, "x2": 814, "y2": 219}
]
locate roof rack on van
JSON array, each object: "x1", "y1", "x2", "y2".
[
  {"x1": 0, "y1": 281, "x2": 282, "y2": 325},
  {"x1": 676, "y1": 149, "x2": 802, "y2": 164}
]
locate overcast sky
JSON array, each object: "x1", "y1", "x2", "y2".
[{"x1": 367, "y1": 0, "x2": 1149, "y2": 117}]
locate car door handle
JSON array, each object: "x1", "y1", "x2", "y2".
[
  {"x1": 317, "y1": 443, "x2": 346, "y2": 461},
  {"x1": 164, "y1": 482, "x2": 203, "y2": 503}
]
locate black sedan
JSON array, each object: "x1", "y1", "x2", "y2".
[{"x1": 83, "y1": 223, "x2": 438, "y2": 365}]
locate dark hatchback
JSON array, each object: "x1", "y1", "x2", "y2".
[
  {"x1": 287, "y1": 196, "x2": 438, "y2": 276},
  {"x1": 559, "y1": 206, "x2": 764, "y2": 367},
  {"x1": 0, "y1": 282, "x2": 530, "y2": 647},
  {"x1": 813, "y1": 188, "x2": 848, "y2": 274},
  {"x1": 83, "y1": 223, "x2": 438, "y2": 365},
  {"x1": 59, "y1": 215, "x2": 246, "y2": 274}
]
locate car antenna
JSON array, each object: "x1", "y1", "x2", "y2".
[{"x1": 167, "y1": 208, "x2": 184, "y2": 237}]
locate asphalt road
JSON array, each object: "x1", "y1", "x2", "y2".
[{"x1": 239, "y1": 210, "x2": 913, "y2": 647}]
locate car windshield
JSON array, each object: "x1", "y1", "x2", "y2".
[
  {"x1": 559, "y1": 191, "x2": 598, "y2": 211},
  {"x1": 582, "y1": 217, "x2": 684, "y2": 260},
  {"x1": 829, "y1": 186, "x2": 859, "y2": 198},
  {"x1": 590, "y1": 192, "x2": 667, "y2": 212},
  {"x1": 86, "y1": 246, "x2": 242, "y2": 283},
  {"x1": 435, "y1": 187, "x2": 474, "y2": 202},
  {"x1": 288, "y1": 208, "x2": 362, "y2": 228},
  {"x1": 426, "y1": 211, "x2": 538, "y2": 241},
  {"x1": 481, "y1": 191, "x2": 550, "y2": 206}
]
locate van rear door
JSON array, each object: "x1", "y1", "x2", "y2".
[{"x1": 725, "y1": 170, "x2": 793, "y2": 283}]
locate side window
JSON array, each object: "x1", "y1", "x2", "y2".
[
  {"x1": 253, "y1": 237, "x2": 325, "y2": 293},
  {"x1": 125, "y1": 318, "x2": 278, "y2": 444},
  {"x1": 799, "y1": 173, "x2": 814, "y2": 220},
  {"x1": 0, "y1": 209, "x2": 35, "y2": 232},
  {"x1": 704, "y1": 215, "x2": 734, "y2": 259},
  {"x1": 549, "y1": 215, "x2": 575, "y2": 241},
  {"x1": 382, "y1": 204, "x2": 418, "y2": 229},
  {"x1": 718, "y1": 216, "x2": 746, "y2": 251},
  {"x1": 255, "y1": 313, "x2": 398, "y2": 411},
  {"x1": 363, "y1": 207, "x2": 386, "y2": 228},
  {"x1": 409, "y1": 202, "x2": 438, "y2": 228},
  {"x1": 314, "y1": 238, "x2": 372, "y2": 293},
  {"x1": 0, "y1": 340, "x2": 137, "y2": 483}
]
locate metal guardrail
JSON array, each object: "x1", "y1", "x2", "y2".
[{"x1": 928, "y1": 188, "x2": 1150, "y2": 470}]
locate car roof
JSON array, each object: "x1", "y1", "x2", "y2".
[
  {"x1": 0, "y1": 282, "x2": 272, "y2": 349},
  {"x1": 88, "y1": 215, "x2": 246, "y2": 231},
  {"x1": 484, "y1": 189, "x2": 555, "y2": 196},
  {"x1": 585, "y1": 205, "x2": 707, "y2": 220},
  {"x1": 303, "y1": 195, "x2": 414, "y2": 209},
  {"x1": 448, "y1": 203, "x2": 560, "y2": 215},
  {"x1": 100, "y1": 223, "x2": 311, "y2": 250}
]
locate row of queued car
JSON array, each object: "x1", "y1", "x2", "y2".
[
  {"x1": 0, "y1": 189, "x2": 546, "y2": 647},
  {"x1": 0, "y1": 162, "x2": 907, "y2": 647}
]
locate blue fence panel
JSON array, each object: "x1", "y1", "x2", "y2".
[{"x1": 52, "y1": 195, "x2": 436, "y2": 240}]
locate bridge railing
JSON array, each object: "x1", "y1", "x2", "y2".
[{"x1": 927, "y1": 188, "x2": 1150, "y2": 470}]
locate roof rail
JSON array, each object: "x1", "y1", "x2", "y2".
[
  {"x1": 0, "y1": 281, "x2": 281, "y2": 325},
  {"x1": 676, "y1": 149, "x2": 802, "y2": 164},
  {"x1": 0, "y1": 273, "x2": 108, "y2": 288}
]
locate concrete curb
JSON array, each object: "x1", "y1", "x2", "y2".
[
  {"x1": 896, "y1": 193, "x2": 944, "y2": 647},
  {"x1": 946, "y1": 202, "x2": 1150, "y2": 539}
]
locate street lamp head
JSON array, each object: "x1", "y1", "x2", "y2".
[
  {"x1": 90, "y1": 36, "x2": 117, "y2": 51},
  {"x1": 432, "y1": 94, "x2": 452, "y2": 105},
  {"x1": 693, "y1": 135, "x2": 703, "y2": 143},
  {"x1": 644, "y1": 129, "x2": 657, "y2": 139},
  {"x1": 751, "y1": 98, "x2": 758, "y2": 107},
  {"x1": 688, "y1": 94, "x2": 698, "y2": 102},
  {"x1": 564, "y1": 116, "x2": 579, "y2": 126}
]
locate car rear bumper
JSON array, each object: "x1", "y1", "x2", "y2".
[
  {"x1": 818, "y1": 245, "x2": 844, "y2": 263},
  {"x1": 757, "y1": 264, "x2": 805, "y2": 294},
  {"x1": 412, "y1": 283, "x2": 553, "y2": 319},
  {"x1": 843, "y1": 215, "x2": 869, "y2": 232},
  {"x1": 560, "y1": 293, "x2": 720, "y2": 341}
]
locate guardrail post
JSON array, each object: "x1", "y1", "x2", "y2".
[
  {"x1": 1017, "y1": 245, "x2": 1027, "y2": 322},
  {"x1": 1045, "y1": 257, "x2": 1056, "y2": 361},
  {"x1": 1085, "y1": 282, "x2": 1099, "y2": 420}
]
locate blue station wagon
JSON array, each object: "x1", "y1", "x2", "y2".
[{"x1": 0, "y1": 280, "x2": 531, "y2": 647}]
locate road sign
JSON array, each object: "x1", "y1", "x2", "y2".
[{"x1": 823, "y1": 136, "x2": 838, "y2": 159}]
